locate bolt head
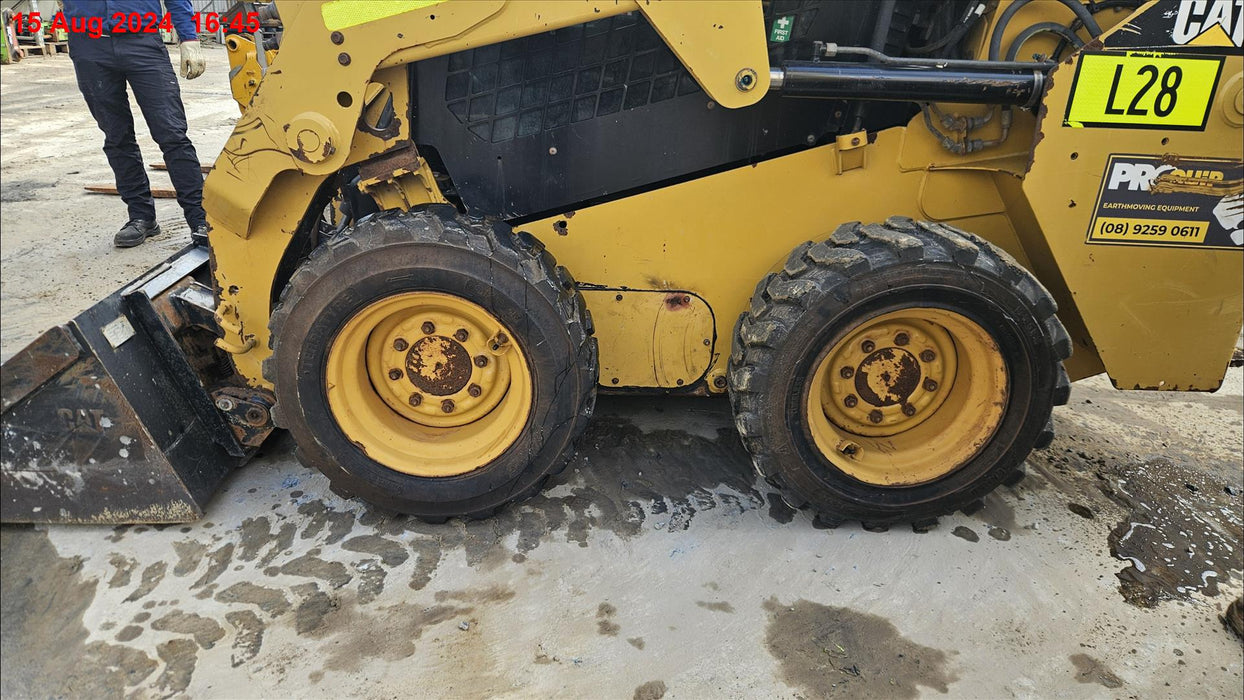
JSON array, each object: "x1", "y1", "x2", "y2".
[
  {"x1": 474, "y1": 355, "x2": 488, "y2": 368},
  {"x1": 393, "y1": 338, "x2": 408, "y2": 351},
  {"x1": 868, "y1": 409, "x2": 883, "y2": 424},
  {"x1": 408, "y1": 393, "x2": 423, "y2": 406},
  {"x1": 467, "y1": 384, "x2": 482, "y2": 397},
  {"x1": 454, "y1": 329, "x2": 469, "y2": 342},
  {"x1": 902, "y1": 404, "x2": 916, "y2": 417},
  {"x1": 215, "y1": 398, "x2": 234, "y2": 411},
  {"x1": 844, "y1": 395, "x2": 858, "y2": 408},
  {"x1": 923, "y1": 378, "x2": 938, "y2": 392},
  {"x1": 388, "y1": 369, "x2": 403, "y2": 381},
  {"x1": 894, "y1": 332, "x2": 910, "y2": 346},
  {"x1": 713, "y1": 376, "x2": 728, "y2": 389},
  {"x1": 422, "y1": 321, "x2": 436, "y2": 335},
  {"x1": 861, "y1": 340, "x2": 876, "y2": 353},
  {"x1": 840, "y1": 366, "x2": 855, "y2": 379},
  {"x1": 920, "y1": 349, "x2": 936, "y2": 362},
  {"x1": 441, "y1": 399, "x2": 455, "y2": 413}
]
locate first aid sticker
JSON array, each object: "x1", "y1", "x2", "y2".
[{"x1": 1065, "y1": 52, "x2": 1224, "y2": 130}]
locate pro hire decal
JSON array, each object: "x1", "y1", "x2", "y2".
[{"x1": 1088, "y1": 155, "x2": 1243, "y2": 250}]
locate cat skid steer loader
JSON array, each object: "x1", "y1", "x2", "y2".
[{"x1": 3, "y1": 0, "x2": 1241, "y2": 526}]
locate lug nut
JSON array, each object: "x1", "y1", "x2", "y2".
[
  {"x1": 393, "y1": 337, "x2": 408, "y2": 351},
  {"x1": 868, "y1": 409, "x2": 884, "y2": 424},
  {"x1": 861, "y1": 340, "x2": 876, "y2": 353},
  {"x1": 467, "y1": 384, "x2": 482, "y2": 397},
  {"x1": 902, "y1": 404, "x2": 916, "y2": 417},
  {"x1": 388, "y1": 369, "x2": 403, "y2": 380},
  {"x1": 408, "y1": 393, "x2": 423, "y2": 406},
  {"x1": 474, "y1": 355, "x2": 488, "y2": 368},
  {"x1": 422, "y1": 321, "x2": 436, "y2": 335},
  {"x1": 920, "y1": 349, "x2": 936, "y2": 362},
  {"x1": 894, "y1": 332, "x2": 909, "y2": 346},
  {"x1": 496, "y1": 332, "x2": 509, "y2": 344},
  {"x1": 441, "y1": 399, "x2": 455, "y2": 413},
  {"x1": 454, "y1": 328, "x2": 469, "y2": 342},
  {"x1": 839, "y1": 366, "x2": 854, "y2": 379},
  {"x1": 924, "y1": 378, "x2": 938, "y2": 392},
  {"x1": 844, "y1": 394, "x2": 858, "y2": 408},
  {"x1": 713, "y1": 376, "x2": 728, "y2": 389}
]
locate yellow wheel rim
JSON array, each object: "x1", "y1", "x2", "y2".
[
  {"x1": 325, "y1": 292, "x2": 532, "y2": 477},
  {"x1": 805, "y1": 308, "x2": 1008, "y2": 486}
]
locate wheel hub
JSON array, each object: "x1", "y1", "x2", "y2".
[
  {"x1": 821, "y1": 319, "x2": 954, "y2": 437},
  {"x1": 327, "y1": 291, "x2": 532, "y2": 477},
  {"x1": 368, "y1": 302, "x2": 516, "y2": 429},
  {"x1": 806, "y1": 308, "x2": 1008, "y2": 486}
]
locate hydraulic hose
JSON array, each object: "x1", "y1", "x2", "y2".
[
  {"x1": 1004, "y1": 21, "x2": 1086, "y2": 61},
  {"x1": 988, "y1": 0, "x2": 1102, "y2": 61}
]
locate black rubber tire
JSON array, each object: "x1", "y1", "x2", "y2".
[
  {"x1": 265, "y1": 206, "x2": 597, "y2": 520},
  {"x1": 728, "y1": 217, "x2": 1071, "y2": 525}
]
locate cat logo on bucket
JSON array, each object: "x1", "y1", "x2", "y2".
[{"x1": 1172, "y1": 0, "x2": 1244, "y2": 47}]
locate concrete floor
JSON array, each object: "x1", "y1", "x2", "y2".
[{"x1": 1, "y1": 47, "x2": 1242, "y2": 700}]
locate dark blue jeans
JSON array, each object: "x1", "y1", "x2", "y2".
[{"x1": 69, "y1": 33, "x2": 206, "y2": 229}]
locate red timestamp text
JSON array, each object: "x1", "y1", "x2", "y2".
[{"x1": 10, "y1": 11, "x2": 260, "y2": 39}]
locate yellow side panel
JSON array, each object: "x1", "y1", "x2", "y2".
[
  {"x1": 1023, "y1": 50, "x2": 1243, "y2": 390},
  {"x1": 582, "y1": 289, "x2": 714, "y2": 389}
]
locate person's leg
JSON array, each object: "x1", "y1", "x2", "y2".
[
  {"x1": 71, "y1": 42, "x2": 157, "y2": 225},
  {"x1": 122, "y1": 35, "x2": 207, "y2": 230}
]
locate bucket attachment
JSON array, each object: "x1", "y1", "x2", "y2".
[{"x1": 1, "y1": 246, "x2": 271, "y2": 524}]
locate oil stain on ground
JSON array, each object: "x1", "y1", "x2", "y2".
[
  {"x1": 763, "y1": 597, "x2": 954, "y2": 698},
  {"x1": 1069, "y1": 653, "x2": 1123, "y2": 688},
  {"x1": 1101, "y1": 458, "x2": 1242, "y2": 608}
]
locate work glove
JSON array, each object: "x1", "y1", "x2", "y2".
[{"x1": 180, "y1": 40, "x2": 206, "y2": 80}]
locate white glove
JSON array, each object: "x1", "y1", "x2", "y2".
[{"x1": 180, "y1": 40, "x2": 206, "y2": 80}]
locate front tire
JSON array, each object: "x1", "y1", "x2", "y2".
[
  {"x1": 728, "y1": 218, "x2": 1071, "y2": 525},
  {"x1": 266, "y1": 207, "x2": 597, "y2": 520}
]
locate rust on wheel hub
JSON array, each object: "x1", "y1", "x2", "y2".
[
  {"x1": 854, "y1": 347, "x2": 922, "y2": 407},
  {"x1": 405, "y1": 336, "x2": 473, "y2": 396}
]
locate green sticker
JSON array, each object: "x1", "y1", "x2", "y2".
[{"x1": 770, "y1": 15, "x2": 794, "y2": 43}]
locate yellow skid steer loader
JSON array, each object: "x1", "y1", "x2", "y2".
[{"x1": 3, "y1": 0, "x2": 1240, "y2": 526}]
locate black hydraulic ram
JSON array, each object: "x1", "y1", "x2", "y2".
[{"x1": 769, "y1": 44, "x2": 1051, "y2": 108}]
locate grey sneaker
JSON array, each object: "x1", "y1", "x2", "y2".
[{"x1": 114, "y1": 219, "x2": 161, "y2": 248}]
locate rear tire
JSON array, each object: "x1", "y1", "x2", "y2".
[
  {"x1": 728, "y1": 218, "x2": 1070, "y2": 525},
  {"x1": 266, "y1": 207, "x2": 597, "y2": 520}
]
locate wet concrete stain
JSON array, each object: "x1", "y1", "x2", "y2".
[
  {"x1": 597, "y1": 602, "x2": 621, "y2": 636},
  {"x1": 767, "y1": 492, "x2": 798, "y2": 524},
  {"x1": 1102, "y1": 458, "x2": 1242, "y2": 607},
  {"x1": 633, "y1": 679, "x2": 668, "y2": 699},
  {"x1": 122, "y1": 561, "x2": 166, "y2": 602},
  {"x1": 191, "y1": 542, "x2": 234, "y2": 589},
  {"x1": 151, "y1": 610, "x2": 226, "y2": 649},
  {"x1": 1070, "y1": 653, "x2": 1123, "y2": 688},
  {"x1": 294, "y1": 583, "x2": 337, "y2": 635},
  {"x1": 155, "y1": 638, "x2": 198, "y2": 696},
  {"x1": 628, "y1": 636, "x2": 646, "y2": 650},
  {"x1": 988, "y1": 527, "x2": 1011, "y2": 542},
  {"x1": 0, "y1": 529, "x2": 159, "y2": 699},
  {"x1": 171, "y1": 540, "x2": 208, "y2": 576},
  {"x1": 764, "y1": 597, "x2": 954, "y2": 698},
  {"x1": 968, "y1": 493, "x2": 1018, "y2": 537},
  {"x1": 225, "y1": 610, "x2": 264, "y2": 667},
  {"x1": 696, "y1": 600, "x2": 735, "y2": 613},
  {"x1": 279, "y1": 551, "x2": 352, "y2": 589},
  {"x1": 951, "y1": 526, "x2": 979, "y2": 543},
  {"x1": 214, "y1": 581, "x2": 292, "y2": 617},
  {"x1": 115, "y1": 625, "x2": 143, "y2": 642},
  {"x1": 106, "y1": 553, "x2": 137, "y2": 588},
  {"x1": 320, "y1": 598, "x2": 471, "y2": 673}
]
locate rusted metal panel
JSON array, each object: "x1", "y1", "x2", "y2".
[{"x1": 0, "y1": 324, "x2": 82, "y2": 412}]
